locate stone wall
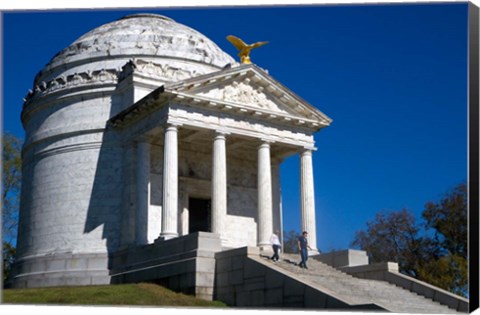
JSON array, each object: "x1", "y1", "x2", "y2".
[{"x1": 110, "y1": 232, "x2": 222, "y2": 301}]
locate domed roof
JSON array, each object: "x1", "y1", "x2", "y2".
[{"x1": 34, "y1": 13, "x2": 235, "y2": 84}]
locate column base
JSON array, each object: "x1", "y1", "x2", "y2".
[{"x1": 308, "y1": 249, "x2": 320, "y2": 256}]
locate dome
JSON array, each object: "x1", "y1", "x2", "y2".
[{"x1": 33, "y1": 13, "x2": 235, "y2": 85}]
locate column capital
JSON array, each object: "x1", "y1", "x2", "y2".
[
  {"x1": 259, "y1": 143, "x2": 270, "y2": 150},
  {"x1": 164, "y1": 123, "x2": 181, "y2": 131},
  {"x1": 301, "y1": 149, "x2": 313, "y2": 157},
  {"x1": 213, "y1": 130, "x2": 230, "y2": 139},
  {"x1": 301, "y1": 146, "x2": 317, "y2": 153},
  {"x1": 258, "y1": 140, "x2": 274, "y2": 150}
]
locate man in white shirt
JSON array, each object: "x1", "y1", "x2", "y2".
[{"x1": 270, "y1": 230, "x2": 282, "y2": 262}]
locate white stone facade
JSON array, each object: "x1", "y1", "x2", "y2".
[{"x1": 11, "y1": 13, "x2": 332, "y2": 288}]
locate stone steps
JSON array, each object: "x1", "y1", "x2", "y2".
[{"x1": 262, "y1": 253, "x2": 462, "y2": 313}]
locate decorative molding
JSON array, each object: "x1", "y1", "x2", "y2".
[
  {"x1": 197, "y1": 80, "x2": 287, "y2": 113},
  {"x1": 23, "y1": 69, "x2": 119, "y2": 105},
  {"x1": 23, "y1": 58, "x2": 206, "y2": 106},
  {"x1": 118, "y1": 59, "x2": 201, "y2": 83}
]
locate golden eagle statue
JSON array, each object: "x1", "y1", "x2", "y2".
[{"x1": 226, "y1": 35, "x2": 268, "y2": 64}]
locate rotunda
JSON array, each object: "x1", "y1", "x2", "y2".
[{"x1": 16, "y1": 14, "x2": 235, "y2": 288}]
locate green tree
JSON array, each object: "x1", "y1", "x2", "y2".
[
  {"x1": 419, "y1": 183, "x2": 468, "y2": 296},
  {"x1": 422, "y1": 183, "x2": 467, "y2": 258},
  {"x1": 2, "y1": 132, "x2": 23, "y2": 283},
  {"x1": 351, "y1": 209, "x2": 425, "y2": 278},
  {"x1": 3, "y1": 241, "x2": 16, "y2": 282},
  {"x1": 417, "y1": 254, "x2": 467, "y2": 296},
  {"x1": 2, "y1": 132, "x2": 22, "y2": 242},
  {"x1": 351, "y1": 183, "x2": 468, "y2": 296}
]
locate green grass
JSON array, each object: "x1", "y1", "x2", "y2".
[{"x1": 2, "y1": 283, "x2": 227, "y2": 307}]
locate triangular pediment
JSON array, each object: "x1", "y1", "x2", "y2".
[{"x1": 165, "y1": 64, "x2": 332, "y2": 128}]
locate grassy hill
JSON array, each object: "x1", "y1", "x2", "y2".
[{"x1": 2, "y1": 283, "x2": 226, "y2": 307}]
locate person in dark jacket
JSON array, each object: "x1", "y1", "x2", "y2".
[{"x1": 297, "y1": 231, "x2": 312, "y2": 269}]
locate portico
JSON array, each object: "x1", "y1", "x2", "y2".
[{"x1": 109, "y1": 63, "x2": 332, "y2": 252}]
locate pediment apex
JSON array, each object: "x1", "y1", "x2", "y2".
[{"x1": 165, "y1": 65, "x2": 333, "y2": 127}]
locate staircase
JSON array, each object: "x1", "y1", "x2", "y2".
[{"x1": 260, "y1": 253, "x2": 463, "y2": 313}]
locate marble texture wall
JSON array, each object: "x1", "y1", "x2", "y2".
[
  {"x1": 19, "y1": 94, "x2": 123, "y2": 257},
  {"x1": 14, "y1": 87, "x2": 124, "y2": 288}
]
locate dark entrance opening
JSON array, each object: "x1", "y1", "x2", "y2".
[{"x1": 188, "y1": 198, "x2": 211, "y2": 233}]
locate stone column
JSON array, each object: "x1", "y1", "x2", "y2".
[
  {"x1": 300, "y1": 149, "x2": 318, "y2": 253},
  {"x1": 257, "y1": 142, "x2": 273, "y2": 249},
  {"x1": 211, "y1": 132, "x2": 227, "y2": 237},
  {"x1": 136, "y1": 141, "x2": 150, "y2": 245},
  {"x1": 160, "y1": 124, "x2": 179, "y2": 240}
]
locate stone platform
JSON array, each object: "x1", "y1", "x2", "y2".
[
  {"x1": 7, "y1": 252, "x2": 110, "y2": 288},
  {"x1": 109, "y1": 231, "x2": 222, "y2": 300}
]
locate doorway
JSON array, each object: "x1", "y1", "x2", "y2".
[{"x1": 188, "y1": 198, "x2": 212, "y2": 233}]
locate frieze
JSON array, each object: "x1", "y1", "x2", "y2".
[
  {"x1": 23, "y1": 57, "x2": 198, "y2": 105},
  {"x1": 23, "y1": 69, "x2": 118, "y2": 105},
  {"x1": 118, "y1": 59, "x2": 199, "y2": 82}
]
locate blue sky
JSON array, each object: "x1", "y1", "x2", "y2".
[{"x1": 2, "y1": 3, "x2": 469, "y2": 251}]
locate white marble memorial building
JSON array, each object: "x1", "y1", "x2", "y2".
[
  {"x1": 12, "y1": 13, "x2": 332, "y2": 288},
  {"x1": 9, "y1": 14, "x2": 471, "y2": 312}
]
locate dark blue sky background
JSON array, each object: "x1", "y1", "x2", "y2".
[{"x1": 2, "y1": 3, "x2": 468, "y2": 251}]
